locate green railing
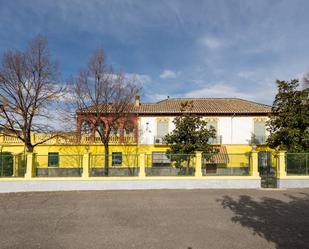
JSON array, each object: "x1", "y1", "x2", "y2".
[
  {"x1": 90, "y1": 154, "x2": 139, "y2": 177},
  {"x1": 34, "y1": 154, "x2": 83, "y2": 177},
  {"x1": 0, "y1": 152, "x2": 26, "y2": 177},
  {"x1": 145, "y1": 154, "x2": 196, "y2": 176},
  {"x1": 202, "y1": 153, "x2": 251, "y2": 176},
  {"x1": 286, "y1": 153, "x2": 309, "y2": 175}
]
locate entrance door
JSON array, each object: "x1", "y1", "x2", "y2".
[{"x1": 258, "y1": 151, "x2": 277, "y2": 188}]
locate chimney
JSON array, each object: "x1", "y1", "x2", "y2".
[{"x1": 135, "y1": 95, "x2": 141, "y2": 107}]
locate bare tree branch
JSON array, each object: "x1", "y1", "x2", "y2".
[
  {"x1": 0, "y1": 34, "x2": 64, "y2": 152},
  {"x1": 70, "y1": 48, "x2": 140, "y2": 171}
]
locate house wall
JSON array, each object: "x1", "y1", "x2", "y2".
[{"x1": 139, "y1": 115, "x2": 269, "y2": 145}]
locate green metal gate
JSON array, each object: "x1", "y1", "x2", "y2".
[{"x1": 258, "y1": 151, "x2": 277, "y2": 188}]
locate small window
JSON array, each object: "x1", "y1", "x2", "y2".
[
  {"x1": 48, "y1": 152, "x2": 59, "y2": 167},
  {"x1": 206, "y1": 120, "x2": 218, "y2": 134},
  {"x1": 152, "y1": 152, "x2": 171, "y2": 167},
  {"x1": 112, "y1": 152, "x2": 122, "y2": 166},
  {"x1": 81, "y1": 121, "x2": 92, "y2": 134},
  {"x1": 157, "y1": 121, "x2": 169, "y2": 138}
]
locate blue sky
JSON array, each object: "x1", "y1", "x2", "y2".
[{"x1": 0, "y1": 0, "x2": 309, "y2": 104}]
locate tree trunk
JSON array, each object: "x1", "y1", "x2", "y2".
[
  {"x1": 25, "y1": 143, "x2": 34, "y2": 153},
  {"x1": 104, "y1": 143, "x2": 109, "y2": 176}
]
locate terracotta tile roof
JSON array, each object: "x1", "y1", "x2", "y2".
[
  {"x1": 205, "y1": 146, "x2": 229, "y2": 164},
  {"x1": 78, "y1": 98, "x2": 271, "y2": 115}
]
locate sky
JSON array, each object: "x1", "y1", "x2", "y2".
[{"x1": 0, "y1": 0, "x2": 309, "y2": 105}]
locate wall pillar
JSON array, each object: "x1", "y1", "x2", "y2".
[
  {"x1": 277, "y1": 151, "x2": 287, "y2": 178},
  {"x1": 25, "y1": 153, "x2": 34, "y2": 179},
  {"x1": 139, "y1": 154, "x2": 146, "y2": 178},
  {"x1": 82, "y1": 153, "x2": 90, "y2": 179},
  {"x1": 195, "y1": 151, "x2": 202, "y2": 177},
  {"x1": 250, "y1": 151, "x2": 259, "y2": 177}
]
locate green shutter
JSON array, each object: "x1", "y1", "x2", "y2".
[{"x1": 112, "y1": 152, "x2": 122, "y2": 166}]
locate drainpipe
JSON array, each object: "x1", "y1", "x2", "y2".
[{"x1": 231, "y1": 113, "x2": 235, "y2": 144}]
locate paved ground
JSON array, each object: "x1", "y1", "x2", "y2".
[{"x1": 0, "y1": 189, "x2": 309, "y2": 249}]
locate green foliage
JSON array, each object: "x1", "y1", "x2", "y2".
[
  {"x1": 164, "y1": 101, "x2": 217, "y2": 164},
  {"x1": 267, "y1": 79, "x2": 309, "y2": 152},
  {"x1": 0, "y1": 152, "x2": 13, "y2": 176}
]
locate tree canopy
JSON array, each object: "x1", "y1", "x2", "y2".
[
  {"x1": 267, "y1": 79, "x2": 309, "y2": 152},
  {"x1": 164, "y1": 101, "x2": 217, "y2": 155}
]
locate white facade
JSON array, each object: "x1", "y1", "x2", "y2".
[{"x1": 139, "y1": 116, "x2": 269, "y2": 145}]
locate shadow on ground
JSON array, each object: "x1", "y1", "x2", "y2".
[{"x1": 218, "y1": 192, "x2": 309, "y2": 249}]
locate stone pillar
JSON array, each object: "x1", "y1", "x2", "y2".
[
  {"x1": 82, "y1": 153, "x2": 90, "y2": 179},
  {"x1": 195, "y1": 151, "x2": 202, "y2": 177},
  {"x1": 251, "y1": 151, "x2": 259, "y2": 177},
  {"x1": 25, "y1": 153, "x2": 34, "y2": 179},
  {"x1": 277, "y1": 151, "x2": 287, "y2": 178},
  {"x1": 139, "y1": 154, "x2": 146, "y2": 178}
]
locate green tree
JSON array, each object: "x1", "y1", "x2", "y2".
[
  {"x1": 164, "y1": 101, "x2": 217, "y2": 171},
  {"x1": 267, "y1": 79, "x2": 309, "y2": 152}
]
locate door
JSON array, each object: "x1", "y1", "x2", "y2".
[{"x1": 258, "y1": 151, "x2": 277, "y2": 188}]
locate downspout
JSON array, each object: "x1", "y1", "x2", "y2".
[{"x1": 231, "y1": 113, "x2": 235, "y2": 144}]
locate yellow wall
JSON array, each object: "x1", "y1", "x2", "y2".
[{"x1": 0, "y1": 142, "x2": 272, "y2": 170}]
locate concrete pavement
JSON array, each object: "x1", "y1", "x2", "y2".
[{"x1": 0, "y1": 189, "x2": 308, "y2": 249}]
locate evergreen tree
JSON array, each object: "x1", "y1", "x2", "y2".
[
  {"x1": 267, "y1": 79, "x2": 309, "y2": 152},
  {"x1": 164, "y1": 101, "x2": 217, "y2": 169}
]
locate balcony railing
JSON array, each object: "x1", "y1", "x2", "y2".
[
  {"x1": 0, "y1": 134, "x2": 136, "y2": 145},
  {"x1": 154, "y1": 136, "x2": 167, "y2": 145},
  {"x1": 208, "y1": 135, "x2": 222, "y2": 145},
  {"x1": 250, "y1": 135, "x2": 267, "y2": 145},
  {"x1": 154, "y1": 135, "x2": 223, "y2": 145}
]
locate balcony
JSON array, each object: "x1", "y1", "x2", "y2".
[
  {"x1": 250, "y1": 135, "x2": 268, "y2": 145},
  {"x1": 0, "y1": 134, "x2": 136, "y2": 145},
  {"x1": 153, "y1": 135, "x2": 223, "y2": 145},
  {"x1": 208, "y1": 135, "x2": 222, "y2": 145},
  {"x1": 154, "y1": 136, "x2": 167, "y2": 145}
]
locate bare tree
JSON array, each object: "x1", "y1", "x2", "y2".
[
  {"x1": 0, "y1": 35, "x2": 64, "y2": 152},
  {"x1": 72, "y1": 48, "x2": 140, "y2": 174}
]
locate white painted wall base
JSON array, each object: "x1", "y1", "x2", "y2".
[
  {"x1": 277, "y1": 179, "x2": 309, "y2": 188},
  {"x1": 0, "y1": 179, "x2": 261, "y2": 193}
]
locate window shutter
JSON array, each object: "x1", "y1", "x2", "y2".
[
  {"x1": 207, "y1": 121, "x2": 218, "y2": 134},
  {"x1": 157, "y1": 121, "x2": 169, "y2": 137},
  {"x1": 254, "y1": 121, "x2": 265, "y2": 137}
]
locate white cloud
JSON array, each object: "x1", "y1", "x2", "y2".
[
  {"x1": 159, "y1": 69, "x2": 181, "y2": 79},
  {"x1": 126, "y1": 73, "x2": 151, "y2": 85},
  {"x1": 185, "y1": 83, "x2": 253, "y2": 99},
  {"x1": 184, "y1": 82, "x2": 276, "y2": 104},
  {"x1": 236, "y1": 71, "x2": 256, "y2": 79},
  {"x1": 200, "y1": 36, "x2": 224, "y2": 49}
]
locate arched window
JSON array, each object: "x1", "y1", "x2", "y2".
[
  {"x1": 110, "y1": 123, "x2": 120, "y2": 135},
  {"x1": 95, "y1": 121, "x2": 105, "y2": 136},
  {"x1": 124, "y1": 120, "x2": 134, "y2": 135},
  {"x1": 81, "y1": 120, "x2": 92, "y2": 134}
]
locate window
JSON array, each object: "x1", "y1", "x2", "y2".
[
  {"x1": 110, "y1": 123, "x2": 120, "y2": 135},
  {"x1": 112, "y1": 152, "x2": 122, "y2": 166},
  {"x1": 206, "y1": 120, "x2": 218, "y2": 134},
  {"x1": 48, "y1": 152, "x2": 59, "y2": 167},
  {"x1": 81, "y1": 121, "x2": 91, "y2": 134},
  {"x1": 124, "y1": 121, "x2": 134, "y2": 135},
  {"x1": 95, "y1": 121, "x2": 105, "y2": 136},
  {"x1": 157, "y1": 120, "x2": 169, "y2": 138},
  {"x1": 206, "y1": 120, "x2": 218, "y2": 144},
  {"x1": 254, "y1": 121, "x2": 266, "y2": 143}
]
